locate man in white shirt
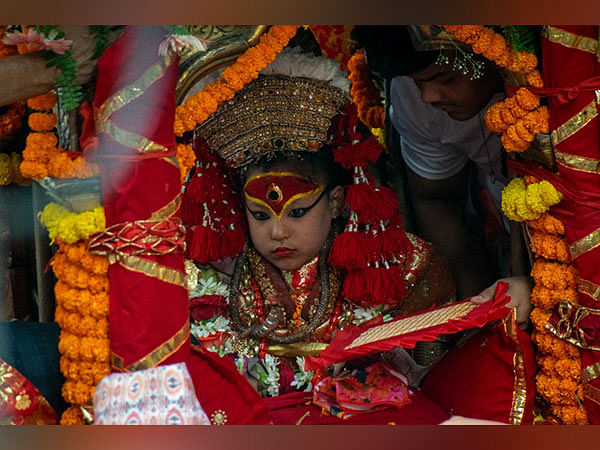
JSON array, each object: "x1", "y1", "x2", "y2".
[{"x1": 353, "y1": 26, "x2": 516, "y2": 302}]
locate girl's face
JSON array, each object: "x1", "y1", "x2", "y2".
[{"x1": 244, "y1": 167, "x2": 343, "y2": 271}]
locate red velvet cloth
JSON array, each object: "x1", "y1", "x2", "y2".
[
  {"x1": 307, "y1": 282, "x2": 511, "y2": 370},
  {"x1": 94, "y1": 26, "x2": 271, "y2": 424},
  {"x1": 266, "y1": 390, "x2": 449, "y2": 425},
  {"x1": 506, "y1": 27, "x2": 600, "y2": 423},
  {"x1": 421, "y1": 319, "x2": 536, "y2": 424},
  {"x1": 540, "y1": 26, "x2": 600, "y2": 423}
]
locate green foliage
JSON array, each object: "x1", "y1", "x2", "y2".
[
  {"x1": 499, "y1": 26, "x2": 538, "y2": 54},
  {"x1": 90, "y1": 26, "x2": 113, "y2": 59}
]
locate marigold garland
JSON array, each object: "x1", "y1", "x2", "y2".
[
  {"x1": 39, "y1": 202, "x2": 105, "y2": 244},
  {"x1": 442, "y1": 26, "x2": 548, "y2": 153},
  {"x1": 174, "y1": 25, "x2": 299, "y2": 137},
  {"x1": 0, "y1": 102, "x2": 26, "y2": 137},
  {"x1": 347, "y1": 49, "x2": 385, "y2": 130},
  {"x1": 20, "y1": 92, "x2": 99, "y2": 180},
  {"x1": 176, "y1": 143, "x2": 195, "y2": 183},
  {"x1": 0, "y1": 152, "x2": 30, "y2": 186},
  {"x1": 501, "y1": 176, "x2": 562, "y2": 222},
  {"x1": 51, "y1": 239, "x2": 110, "y2": 425},
  {"x1": 523, "y1": 178, "x2": 588, "y2": 424}
]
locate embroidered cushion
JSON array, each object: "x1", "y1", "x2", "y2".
[
  {"x1": 421, "y1": 317, "x2": 536, "y2": 424},
  {"x1": 93, "y1": 362, "x2": 210, "y2": 425}
]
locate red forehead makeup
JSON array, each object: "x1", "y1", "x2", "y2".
[{"x1": 244, "y1": 172, "x2": 324, "y2": 218}]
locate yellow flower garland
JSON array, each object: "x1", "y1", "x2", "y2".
[
  {"x1": 501, "y1": 177, "x2": 562, "y2": 222},
  {"x1": 39, "y1": 202, "x2": 105, "y2": 244},
  {"x1": 516, "y1": 175, "x2": 588, "y2": 424}
]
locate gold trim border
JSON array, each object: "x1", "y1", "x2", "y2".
[
  {"x1": 578, "y1": 277, "x2": 600, "y2": 302},
  {"x1": 503, "y1": 312, "x2": 527, "y2": 425},
  {"x1": 96, "y1": 53, "x2": 175, "y2": 121},
  {"x1": 542, "y1": 26, "x2": 599, "y2": 55},
  {"x1": 344, "y1": 302, "x2": 476, "y2": 350},
  {"x1": 583, "y1": 383, "x2": 600, "y2": 407},
  {"x1": 555, "y1": 151, "x2": 600, "y2": 175},
  {"x1": 570, "y1": 227, "x2": 600, "y2": 260},
  {"x1": 551, "y1": 100, "x2": 598, "y2": 147},
  {"x1": 96, "y1": 118, "x2": 168, "y2": 154},
  {"x1": 117, "y1": 254, "x2": 187, "y2": 288},
  {"x1": 150, "y1": 194, "x2": 181, "y2": 221},
  {"x1": 583, "y1": 362, "x2": 600, "y2": 384},
  {"x1": 110, "y1": 323, "x2": 190, "y2": 372}
]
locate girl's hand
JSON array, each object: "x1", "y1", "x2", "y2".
[{"x1": 470, "y1": 276, "x2": 533, "y2": 329}]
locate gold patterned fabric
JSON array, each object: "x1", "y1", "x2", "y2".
[
  {"x1": 542, "y1": 26, "x2": 599, "y2": 56},
  {"x1": 345, "y1": 302, "x2": 476, "y2": 350},
  {"x1": 570, "y1": 227, "x2": 600, "y2": 260},
  {"x1": 0, "y1": 359, "x2": 57, "y2": 425},
  {"x1": 551, "y1": 100, "x2": 598, "y2": 147},
  {"x1": 555, "y1": 150, "x2": 600, "y2": 175},
  {"x1": 115, "y1": 254, "x2": 187, "y2": 288},
  {"x1": 502, "y1": 314, "x2": 527, "y2": 425},
  {"x1": 195, "y1": 74, "x2": 349, "y2": 167},
  {"x1": 578, "y1": 276, "x2": 600, "y2": 302}
]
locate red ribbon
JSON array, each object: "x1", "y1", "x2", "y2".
[{"x1": 506, "y1": 75, "x2": 600, "y2": 105}]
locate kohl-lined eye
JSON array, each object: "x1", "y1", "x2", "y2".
[
  {"x1": 288, "y1": 208, "x2": 307, "y2": 218},
  {"x1": 249, "y1": 210, "x2": 269, "y2": 221}
]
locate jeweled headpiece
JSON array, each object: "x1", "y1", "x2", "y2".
[{"x1": 194, "y1": 48, "x2": 351, "y2": 167}]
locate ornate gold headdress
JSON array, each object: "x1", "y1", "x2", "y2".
[{"x1": 194, "y1": 48, "x2": 350, "y2": 167}]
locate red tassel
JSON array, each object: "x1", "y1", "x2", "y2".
[
  {"x1": 372, "y1": 225, "x2": 414, "y2": 261},
  {"x1": 329, "y1": 230, "x2": 373, "y2": 270},
  {"x1": 342, "y1": 266, "x2": 408, "y2": 307},
  {"x1": 333, "y1": 135, "x2": 383, "y2": 169},
  {"x1": 346, "y1": 184, "x2": 399, "y2": 224}
]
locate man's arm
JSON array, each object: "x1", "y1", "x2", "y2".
[
  {"x1": 0, "y1": 26, "x2": 98, "y2": 107},
  {"x1": 405, "y1": 164, "x2": 498, "y2": 300}
]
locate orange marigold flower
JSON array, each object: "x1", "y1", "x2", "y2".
[
  {"x1": 526, "y1": 213, "x2": 566, "y2": 235},
  {"x1": 515, "y1": 87, "x2": 539, "y2": 111},
  {"x1": 27, "y1": 92, "x2": 57, "y2": 111},
  {"x1": 28, "y1": 112, "x2": 57, "y2": 131},
  {"x1": 527, "y1": 70, "x2": 544, "y2": 88}
]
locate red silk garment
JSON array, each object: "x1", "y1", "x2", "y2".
[
  {"x1": 539, "y1": 26, "x2": 600, "y2": 423},
  {"x1": 92, "y1": 26, "x2": 270, "y2": 424}
]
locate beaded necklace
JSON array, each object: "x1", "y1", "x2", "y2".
[{"x1": 229, "y1": 245, "x2": 343, "y2": 357}]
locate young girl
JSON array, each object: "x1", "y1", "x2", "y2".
[{"x1": 181, "y1": 48, "x2": 456, "y2": 424}]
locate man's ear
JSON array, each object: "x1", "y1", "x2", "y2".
[{"x1": 329, "y1": 185, "x2": 344, "y2": 217}]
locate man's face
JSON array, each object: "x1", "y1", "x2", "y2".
[{"x1": 409, "y1": 58, "x2": 499, "y2": 121}]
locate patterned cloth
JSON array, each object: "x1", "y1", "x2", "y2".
[
  {"x1": 0, "y1": 358, "x2": 58, "y2": 425},
  {"x1": 93, "y1": 363, "x2": 210, "y2": 425}
]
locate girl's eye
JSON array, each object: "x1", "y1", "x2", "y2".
[
  {"x1": 251, "y1": 211, "x2": 269, "y2": 221},
  {"x1": 288, "y1": 208, "x2": 307, "y2": 218}
]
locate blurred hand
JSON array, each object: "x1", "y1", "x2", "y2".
[
  {"x1": 60, "y1": 25, "x2": 97, "y2": 85},
  {"x1": 471, "y1": 276, "x2": 533, "y2": 329}
]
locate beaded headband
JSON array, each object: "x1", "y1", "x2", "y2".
[{"x1": 195, "y1": 74, "x2": 349, "y2": 168}]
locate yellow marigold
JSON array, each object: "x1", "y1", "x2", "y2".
[
  {"x1": 530, "y1": 306, "x2": 551, "y2": 332},
  {"x1": 536, "y1": 374, "x2": 579, "y2": 406}
]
